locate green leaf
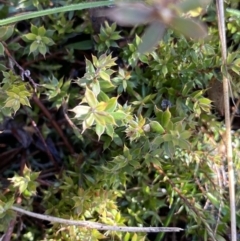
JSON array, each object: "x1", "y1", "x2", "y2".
[
  {"x1": 0, "y1": 63, "x2": 7, "y2": 71},
  {"x1": 41, "y1": 36, "x2": 55, "y2": 46},
  {"x1": 99, "y1": 70, "x2": 110, "y2": 82},
  {"x1": 82, "y1": 174, "x2": 95, "y2": 185},
  {"x1": 106, "y1": 124, "x2": 114, "y2": 138},
  {"x1": 98, "y1": 91, "x2": 110, "y2": 102},
  {"x1": 29, "y1": 41, "x2": 39, "y2": 54},
  {"x1": 124, "y1": 233, "x2": 131, "y2": 241},
  {"x1": 0, "y1": 42, "x2": 4, "y2": 56},
  {"x1": 96, "y1": 112, "x2": 116, "y2": 125},
  {"x1": 105, "y1": 97, "x2": 118, "y2": 112},
  {"x1": 19, "y1": 181, "x2": 28, "y2": 194},
  {"x1": 150, "y1": 121, "x2": 165, "y2": 134},
  {"x1": 161, "y1": 109, "x2": 171, "y2": 128},
  {"x1": 201, "y1": 44, "x2": 215, "y2": 55},
  {"x1": 38, "y1": 43, "x2": 47, "y2": 56},
  {"x1": 82, "y1": 120, "x2": 89, "y2": 133},
  {"x1": 95, "y1": 102, "x2": 107, "y2": 111},
  {"x1": 113, "y1": 133, "x2": 123, "y2": 146},
  {"x1": 92, "y1": 80, "x2": 101, "y2": 96},
  {"x1": 111, "y1": 110, "x2": 126, "y2": 120},
  {"x1": 198, "y1": 97, "x2": 211, "y2": 105},
  {"x1": 94, "y1": 113, "x2": 106, "y2": 126},
  {"x1": 85, "y1": 114, "x2": 95, "y2": 128},
  {"x1": 96, "y1": 124, "x2": 105, "y2": 139},
  {"x1": 163, "y1": 141, "x2": 175, "y2": 158},
  {"x1": 20, "y1": 97, "x2": 31, "y2": 107},
  {"x1": 152, "y1": 136, "x2": 164, "y2": 146},
  {"x1": 85, "y1": 87, "x2": 98, "y2": 108},
  {"x1": 191, "y1": 90, "x2": 204, "y2": 98},
  {"x1": 162, "y1": 65, "x2": 168, "y2": 77},
  {"x1": 226, "y1": 8, "x2": 240, "y2": 17},
  {"x1": 24, "y1": 33, "x2": 37, "y2": 41},
  {"x1": 0, "y1": 25, "x2": 14, "y2": 41},
  {"x1": 66, "y1": 40, "x2": 92, "y2": 50},
  {"x1": 4, "y1": 98, "x2": 21, "y2": 113},
  {"x1": 92, "y1": 55, "x2": 99, "y2": 67},
  {"x1": 8, "y1": 42, "x2": 22, "y2": 51},
  {"x1": 176, "y1": 139, "x2": 191, "y2": 150},
  {"x1": 162, "y1": 134, "x2": 174, "y2": 142},
  {"x1": 206, "y1": 192, "x2": 220, "y2": 208},
  {"x1": 99, "y1": 79, "x2": 115, "y2": 91},
  {"x1": 182, "y1": 83, "x2": 193, "y2": 96},
  {"x1": 132, "y1": 233, "x2": 138, "y2": 241},
  {"x1": 31, "y1": 24, "x2": 38, "y2": 35},
  {"x1": 70, "y1": 105, "x2": 90, "y2": 118},
  {"x1": 180, "y1": 131, "x2": 192, "y2": 140},
  {"x1": 38, "y1": 26, "x2": 46, "y2": 36}
]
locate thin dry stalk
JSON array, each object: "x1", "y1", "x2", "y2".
[
  {"x1": 11, "y1": 206, "x2": 183, "y2": 233},
  {"x1": 216, "y1": 0, "x2": 237, "y2": 240}
]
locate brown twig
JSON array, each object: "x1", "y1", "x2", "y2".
[
  {"x1": 230, "y1": 97, "x2": 240, "y2": 125},
  {"x1": 32, "y1": 94, "x2": 75, "y2": 155},
  {"x1": 2, "y1": 218, "x2": 17, "y2": 241},
  {"x1": 62, "y1": 100, "x2": 82, "y2": 136},
  {"x1": 0, "y1": 0, "x2": 12, "y2": 5},
  {"x1": 20, "y1": 150, "x2": 26, "y2": 175},
  {"x1": 3, "y1": 42, "x2": 38, "y2": 91},
  {"x1": 3, "y1": 42, "x2": 75, "y2": 161},
  {"x1": 0, "y1": 147, "x2": 22, "y2": 173},
  {"x1": 21, "y1": 51, "x2": 65, "y2": 68},
  {"x1": 23, "y1": 106, "x2": 60, "y2": 170}
]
